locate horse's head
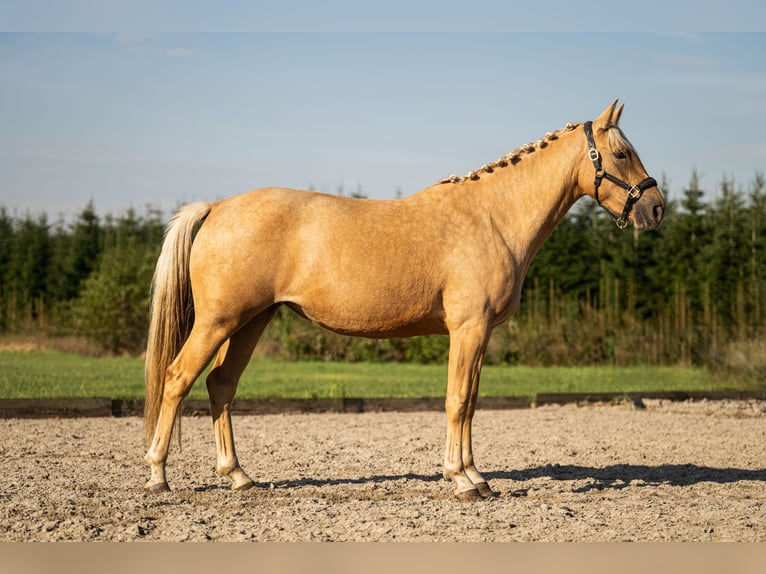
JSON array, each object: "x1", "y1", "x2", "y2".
[{"x1": 577, "y1": 100, "x2": 665, "y2": 230}]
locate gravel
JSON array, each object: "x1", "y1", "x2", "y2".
[{"x1": 1, "y1": 399, "x2": 764, "y2": 541}]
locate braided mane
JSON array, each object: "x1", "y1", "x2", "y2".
[{"x1": 439, "y1": 122, "x2": 581, "y2": 184}]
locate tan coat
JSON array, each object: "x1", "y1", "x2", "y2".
[{"x1": 143, "y1": 100, "x2": 665, "y2": 499}]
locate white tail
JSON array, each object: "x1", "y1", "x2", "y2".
[{"x1": 144, "y1": 202, "x2": 212, "y2": 446}]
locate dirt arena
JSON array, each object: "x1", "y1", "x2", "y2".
[{"x1": 1, "y1": 399, "x2": 764, "y2": 542}]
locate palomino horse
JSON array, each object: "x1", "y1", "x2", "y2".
[{"x1": 144, "y1": 100, "x2": 664, "y2": 500}]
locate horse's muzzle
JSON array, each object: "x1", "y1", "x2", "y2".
[{"x1": 634, "y1": 201, "x2": 664, "y2": 231}]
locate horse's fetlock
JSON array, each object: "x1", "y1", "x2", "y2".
[
  {"x1": 442, "y1": 462, "x2": 461, "y2": 480},
  {"x1": 216, "y1": 463, "x2": 236, "y2": 477}
]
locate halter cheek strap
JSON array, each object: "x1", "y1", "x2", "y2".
[{"x1": 584, "y1": 121, "x2": 657, "y2": 229}]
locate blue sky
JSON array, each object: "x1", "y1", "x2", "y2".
[{"x1": 1, "y1": 31, "x2": 765, "y2": 218}]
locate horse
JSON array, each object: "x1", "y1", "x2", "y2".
[{"x1": 143, "y1": 100, "x2": 664, "y2": 501}]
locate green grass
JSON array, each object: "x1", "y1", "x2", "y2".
[
  {"x1": 0, "y1": 349, "x2": 751, "y2": 401},
  {"x1": 0, "y1": 350, "x2": 146, "y2": 399}
]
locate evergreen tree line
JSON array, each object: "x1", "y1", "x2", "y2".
[
  {"x1": 1, "y1": 170, "x2": 764, "y2": 369},
  {"x1": 516, "y1": 170, "x2": 766, "y2": 370},
  {"x1": 0, "y1": 202, "x2": 164, "y2": 354}
]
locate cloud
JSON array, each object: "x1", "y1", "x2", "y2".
[
  {"x1": 112, "y1": 33, "x2": 162, "y2": 47},
  {"x1": 747, "y1": 142, "x2": 766, "y2": 161},
  {"x1": 652, "y1": 52, "x2": 718, "y2": 68},
  {"x1": 163, "y1": 47, "x2": 197, "y2": 58},
  {"x1": 112, "y1": 34, "x2": 199, "y2": 58},
  {"x1": 665, "y1": 32, "x2": 702, "y2": 43}
]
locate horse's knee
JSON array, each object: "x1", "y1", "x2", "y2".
[{"x1": 444, "y1": 397, "x2": 468, "y2": 423}]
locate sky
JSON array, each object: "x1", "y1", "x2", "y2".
[{"x1": 1, "y1": 26, "x2": 765, "y2": 219}]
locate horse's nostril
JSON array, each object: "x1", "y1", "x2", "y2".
[{"x1": 653, "y1": 204, "x2": 664, "y2": 222}]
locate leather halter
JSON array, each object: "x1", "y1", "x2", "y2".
[{"x1": 584, "y1": 121, "x2": 657, "y2": 229}]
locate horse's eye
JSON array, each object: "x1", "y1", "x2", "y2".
[{"x1": 613, "y1": 151, "x2": 627, "y2": 160}]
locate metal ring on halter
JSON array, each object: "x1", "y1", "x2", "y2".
[
  {"x1": 616, "y1": 217, "x2": 629, "y2": 230},
  {"x1": 589, "y1": 148, "x2": 600, "y2": 162},
  {"x1": 627, "y1": 185, "x2": 641, "y2": 200}
]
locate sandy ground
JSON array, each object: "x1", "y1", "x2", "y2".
[{"x1": 1, "y1": 399, "x2": 764, "y2": 542}]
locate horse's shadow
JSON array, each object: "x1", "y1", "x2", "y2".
[
  {"x1": 259, "y1": 472, "x2": 444, "y2": 491},
  {"x1": 487, "y1": 464, "x2": 766, "y2": 493},
  {"x1": 224, "y1": 464, "x2": 766, "y2": 494}
]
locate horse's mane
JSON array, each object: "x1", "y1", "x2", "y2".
[
  {"x1": 439, "y1": 122, "x2": 581, "y2": 184},
  {"x1": 606, "y1": 125, "x2": 636, "y2": 157},
  {"x1": 439, "y1": 120, "x2": 634, "y2": 185}
]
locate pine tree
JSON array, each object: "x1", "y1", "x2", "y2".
[
  {"x1": 746, "y1": 173, "x2": 766, "y2": 331},
  {"x1": 65, "y1": 201, "x2": 102, "y2": 299},
  {"x1": 663, "y1": 170, "x2": 710, "y2": 309},
  {"x1": 706, "y1": 176, "x2": 750, "y2": 338},
  {"x1": 0, "y1": 208, "x2": 14, "y2": 330},
  {"x1": 5, "y1": 212, "x2": 52, "y2": 329}
]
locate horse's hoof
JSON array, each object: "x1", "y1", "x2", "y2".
[
  {"x1": 227, "y1": 468, "x2": 255, "y2": 491},
  {"x1": 454, "y1": 488, "x2": 484, "y2": 502},
  {"x1": 475, "y1": 482, "x2": 498, "y2": 498},
  {"x1": 144, "y1": 481, "x2": 171, "y2": 494},
  {"x1": 232, "y1": 479, "x2": 254, "y2": 491}
]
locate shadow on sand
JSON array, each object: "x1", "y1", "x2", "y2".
[
  {"x1": 487, "y1": 464, "x2": 766, "y2": 493},
  {"x1": 203, "y1": 464, "x2": 766, "y2": 494}
]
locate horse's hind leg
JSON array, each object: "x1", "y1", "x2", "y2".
[
  {"x1": 144, "y1": 322, "x2": 231, "y2": 493},
  {"x1": 206, "y1": 307, "x2": 277, "y2": 490}
]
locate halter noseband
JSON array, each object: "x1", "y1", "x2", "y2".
[{"x1": 584, "y1": 121, "x2": 657, "y2": 229}]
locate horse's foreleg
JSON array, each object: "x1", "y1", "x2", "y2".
[
  {"x1": 206, "y1": 308, "x2": 276, "y2": 490},
  {"x1": 443, "y1": 321, "x2": 490, "y2": 501},
  {"x1": 461, "y1": 361, "x2": 496, "y2": 498},
  {"x1": 144, "y1": 326, "x2": 227, "y2": 493}
]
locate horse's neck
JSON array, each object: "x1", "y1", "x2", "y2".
[{"x1": 478, "y1": 132, "x2": 583, "y2": 266}]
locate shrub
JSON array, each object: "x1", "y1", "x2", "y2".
[{"x1": 70, "y1": 242, "x2": 156, "y2": 355}]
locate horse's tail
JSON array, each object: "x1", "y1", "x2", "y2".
[{"x1": 144, "y1": 202, "x2": 212, "y2": 447}]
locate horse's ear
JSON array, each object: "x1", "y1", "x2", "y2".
[
  {"x1": 595, "y1": 99, "x2": 620, "y2": 128},
  {"x1": 613, "y1": 103, "x2": 625, "y2": 126}
]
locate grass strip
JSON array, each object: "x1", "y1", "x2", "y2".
[{"x1": 1, "y1": 350, "x2": 754, "y2": 401}]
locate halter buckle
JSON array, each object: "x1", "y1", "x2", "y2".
[
  {"x1": 627, "y1": 185, "x2": 641, "y2": 200},
  {"x1": 588, "y1": 148, "x2": 600, "y2": 163}
]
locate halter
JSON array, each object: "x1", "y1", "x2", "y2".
[{"x1": 583, "y1": 121, "x2": 657, "y2": 229}]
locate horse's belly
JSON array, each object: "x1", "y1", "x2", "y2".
[{"x1": 284, "y1": 294, "x2": 447, "y2": 339}]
